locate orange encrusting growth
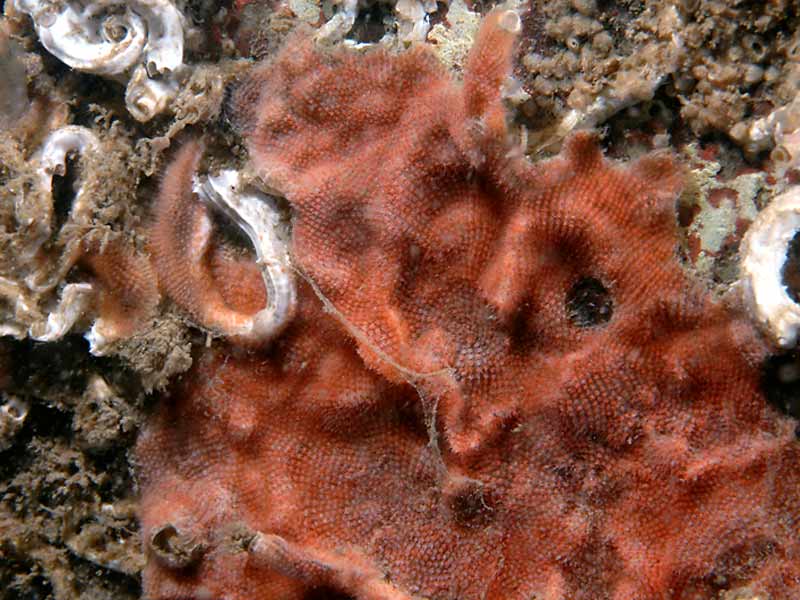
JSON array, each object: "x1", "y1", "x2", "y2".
[
  {"x1": 80, "y1": 237, "x2": 160, "y2": 340},
  {"x1": 149, "y1": 141, "x2": 268, "y2": 342},
  {"x1": 138, "y1": 9, "x2": 800, "y2": 600}
]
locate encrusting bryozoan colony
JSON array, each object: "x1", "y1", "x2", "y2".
[{"x1": 131, "y1": 7, "x2": 800, "y2": 600}]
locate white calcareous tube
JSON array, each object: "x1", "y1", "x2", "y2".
[{"x1": 192, "y1": 169, "x2": 297, "y2": 344}]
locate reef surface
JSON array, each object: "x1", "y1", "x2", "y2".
[{"x1": 1, "y1": 1, "x2": 800, "y2": 599}]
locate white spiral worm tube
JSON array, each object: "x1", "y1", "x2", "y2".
[
  {"x1": 193, "y1": 169, "x2": 297, "y2": 344},
  {"x1": 0, "y1": 126, "x2": 99, "y2": 342},
  {"x1": 36, "y1": 125, "x2": 100, "y2": 224},
  {"x1": 30, "y1": 128, "x2": 98, "y2": 342},
  {"x1": 13, "y1": 0, "x2": 186, "y2": 121},
  {"x1": 24, "y1": 126, "x2": 100, "y2": 293}
]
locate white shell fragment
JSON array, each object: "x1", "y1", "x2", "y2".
[
  {"x1": 317, "y1": 0, "x2": 358, "y2": 43},
  {"x1": 541, "y1": 73, "x2": 671, "y2": 153},
  {"x1": 0, "y1": 395, "x2": 30, "y2": 451},
  {"x1": 86, "y1": 295, "x2": 144, "y2": 356},
  {"x1": 13, "y1": 0, "x2": 184, "y2": 74},
  {"x1": 740, "y1": 187, "x2": 800, "y2": 348},
  {"x1": 193, "y1": 170, "x2": 297, "y2": 344},
  {"x1": 13, "y1": 0, "x2": 186, "y2": 121},
  {"x1": 85, "y1": 319, "x2": 114, "y2": 356},
  {"x1": 31, "y1": 283, "x2": 95, "y2": 342},
  {"x1": 395, "y1": 0, "x2": 437, "y2": 42},
  {"x1": 14, "y1": 0, "x2": 146, "y2": 75},
  {"x1": 11, "y1": 126, "x2": 98, "y2": 269}
]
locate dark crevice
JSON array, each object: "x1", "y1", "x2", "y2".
[
  {"x1": 66, "y1": 551, "x2": 142, "y2": 598},
  {"x1": 506, "y1": 300, "x2": 540, "y2": 355},
  {"x1": 186, "y1": 0, "x2": 231, "y2": 24},
  {"x1": 70, "y1": 74, "x2": 123, "y2": 127},
  {"x1": 346, "y1": 1, "x2": 389, "y2": 44},
  {"x1": 28, "y1": 400, "x2": 73, "y2": 441},
  {"x1": 0, "y1": 551, "x2": 53, "y2": 600},
  {"x1": 566, "y1": 277, "x2": 613, "y2": 328},
  {"x1": 303, "y1": 586, "x2": 356, "y2": 600},
  {"x1": 11, "y1": 336, "x2": 91, "y2": 395},
  {"x1": 51, "y1": 154, "x2": 79, "y2": 234}
]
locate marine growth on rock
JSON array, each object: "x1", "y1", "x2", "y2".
[{"x1": 135, "y1": 8, "x2": 800, "y2": 600}]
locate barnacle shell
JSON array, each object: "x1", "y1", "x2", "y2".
[
  {"x1": 30, "y1": 282, "x2": 95, "y2": 342},
  {"x1": 316, "y1": 0, "x2": 358, "y2": 42},
  {"x1": 740, "y1": 186, "x2": 800, "y2": 348},
  {"x1": 35, "y1": 125, "x2": 100, "y2": 229}
]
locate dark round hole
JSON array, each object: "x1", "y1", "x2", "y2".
[
  {"x1": 648, "y1": 101, "x2": 662, "y2": 118},
  {"x1": 566, "y1": 277, "x2": 613, "y2": 328},
  {"x1": 782, "y1": 231, "x2": 800, "y2": 304}
]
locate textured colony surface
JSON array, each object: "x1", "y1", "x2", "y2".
[{"x1": 138, "y1": 10, "x2": 800, "y2": 600}]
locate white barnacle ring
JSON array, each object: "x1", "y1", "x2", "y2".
[{"x1": 740, "y1": 186, "x2": 800, "y2": 348}]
